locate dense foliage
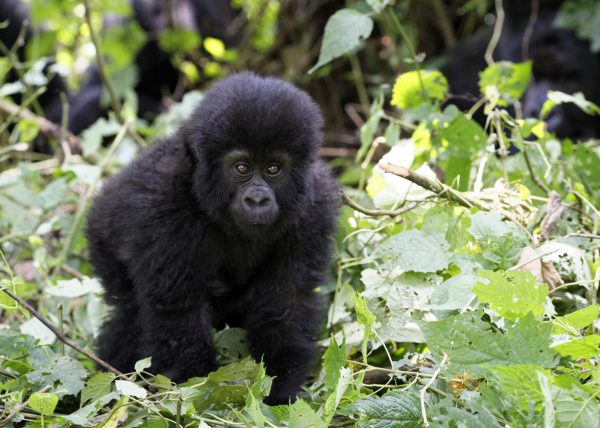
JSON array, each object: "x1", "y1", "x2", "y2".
[{"x1": 1, "y1": 0, "x2": 599, "y2": 427}]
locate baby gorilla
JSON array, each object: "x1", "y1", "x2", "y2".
[{"x1": 86, "y1": 73, "x2": 339, "y2": 404}]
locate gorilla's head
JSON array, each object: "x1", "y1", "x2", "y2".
[{"x1": 183, "y1": 72, "x2": 324, "y2": 237}]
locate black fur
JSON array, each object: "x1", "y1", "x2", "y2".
[
  {"x1": 443, "y1": 0, "x2": 600, "y2": 140},
  {"x1": 86, "y1": 73, "x2": 339, "y2": 405}
]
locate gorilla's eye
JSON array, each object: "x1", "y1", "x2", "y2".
[
  {"x1": 235, "y1": 162, "x2": 251, "y2": 175},
  {"x1": 265, "y1": 164, "x2": 281, "y2": 176}
]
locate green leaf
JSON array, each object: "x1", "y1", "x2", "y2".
[
  {"x1": 309, "y1": 9, "x2": 373, "y2": 73},
  {"x1": 348, "y1": 390, "x2": 422, "y2": 428},
  {"x1": 134, "y1": 357, "x2": 152, "y2": 373},
  {"x1": 323, "y1": 336, "x2": 346, "y2": 390},
  {"x1": 81, "y1": 372, "x2": 115, "y2": 405},
  {"x1": 421, "y1": 312, "x2": 554, "y2": 377},
  {"x1": 159, "y1": 29, "x2": 202, "y2": 55},
  {"x1": 478, "y1": 61, "x2": 532, "y2": 106},
  {"x1": 288, "y1": 399, "x2": 326, "y2": 428},
  {"x1": 541, "y1": 91, "x2": 600, "y2": 118},
  {"x1": 553, "y1": 305, "x2": 600, "y2": 334},
  {"x1": 115, "y1": 380, "x2": 147, "y2": 399},
  {"x1": 473, "y1": 270, "x2": 548, "y2": 320},
  {"x1": 552, "y1": 335, "x2": 600, "y2": 359},
  {"x1": 555, "y1": 388, "x2": 600, "y2": 428},
  {"x1": 467, "y1": 211, "x2": 518, "y2": 240},
  {"x1": 439, "y1": 114, "x2": 487, "y2": 190},
  {"x1": 487, "y1": 365, "x2": 546, "y2": 410},
  {"x1": 27, "y1": 356, "x2": 87, "y2": 398},
  {"x1": 391, "y1": 70, "x2": 448, "y2": 109},
  {"x1": 29, "y1": 392, "x2": 59, "y2": 415},
  {"x1": 371, "y1": 230, "x2": 451, "y2": 273}
]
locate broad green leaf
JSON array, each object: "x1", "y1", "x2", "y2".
[
  {"x1": 487, "y1": 365, "x2": 546, "y2": 410},
  {"x1": 348, "y1": 390, "x2": 421, "y2": 428},
  {"x1": 371, "y1": 230, "x2": 450, "y2": 273},
  {"x1": 323, "y1": 336, "x2": 346, "y2": 390},
  {"x1": 467, "y1": 211, "x2": 519, "y2": 240},
  {"x1": 64, "y1": 392, "x2": 120, "y2": 425},
  {"x1": 553, "y1": 305, "x2": 599, "y2": 334},
  {"x1": 439, "y1": 114, "x2": 487, "y2": 190},
  {"x1": 391, "y1": 70, "x2": 448, "y2": 109},
  {"x1": 81, "y1": 372, "x2": 115, "y2": 405},
  {"x1": 421, "y1": 312, "x2": 554, "y2": 377},
  {"x1": 478, "y1": 61, "x2": 532, "y2": 106},
  {"x1": 473, "y1": 270, "x2": 548, "y2": 320},
  {"x1": 555, "y1": 388, "x2": 600, "y2": 428},
  {"x1": 309, "y1": 9, "x2": 373, "y2": 73},
  {"x1": 29, "y1": 392, "x2": 59, "y2": 415},
  {"x1": 115, "y1": 380, "x2": 147, "y2": 399},
  {"x1": 289, "y1": 399, "x2": 326, "y2": 428},
  {"x1": 27, "y1": 356, "x2": 87, "y2": 398},
  {"x1": 552, "y1": 335, "x2": 600, "y2": 359},
  {"x1": 20, "y1": 317, "x2": 56, "y2": 345}
]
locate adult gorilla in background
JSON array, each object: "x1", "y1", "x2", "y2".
[
  {"x1": 58, "y1": 0, "x2": 236, "y2": 135},
  {"x1": 86, "y1": 73, "x2": 339, "y2": 404},
  {"x1": 0, "y1": 0, "x2": 66, "y2": 120},
  {"x1": 443, "y1": 0, "x2": 600, "y2": 140}
]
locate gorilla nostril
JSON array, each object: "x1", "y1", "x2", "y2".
[
  {"x1": 258, "y1": 196, "x2": 271, "y2": 207},
  {"x1": 244, "y1": 196, "x2": 258, "y2": 208}
]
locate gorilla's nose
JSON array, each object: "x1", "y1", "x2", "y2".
[{"x1": 243, "y1": 188, "x2": 272, "y2": 209}]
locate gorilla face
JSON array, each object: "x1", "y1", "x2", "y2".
[
  {"x1": 184, "y1": 72, "x2": 324, "y2": 237},
  {"x1": 223, "y1": 149, "x2": 291, "y2": 227}
]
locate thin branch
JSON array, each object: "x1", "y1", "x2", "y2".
[
  {"x1": 82, "y1": 0, "x2": 122, "y2": 120},
  {"x1": 420, "y1": 353, "x2": 448, "y2": 427},
  {"x1": 523, "y1": 146, "x2": 550, "y2": 193},
  {"x1": 0, "y1": 285, "x2": 124, "y2": 378},
  {"x1": 379, "y1": 162, "x2": 534, "y2": 239},
  {"x1": 58, "y1": 120, "x2": 131, "y2": 265},
  {"x1": 341, "y1": 191, "x2": 418, "y2": 217},
  {"x1": 0, "y1": 98, "x2": 81, "y2": 154},
  {"x1": 379, "y1": 163, "x2": 489, "y2": 211},
  {"x1": 484, "y1": 0, "x2": 505, "y2": 65},
  {"x1": 82, "y1": 0, "x2": 147, "y2": 147}
]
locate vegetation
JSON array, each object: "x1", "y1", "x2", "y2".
[{"x1": 1, "y1": 0, "x2": 599, "y2": 426}]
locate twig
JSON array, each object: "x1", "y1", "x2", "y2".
[
  {"x1": 341, "y1": 191, "x2": 418, "y2": 217},
  {"x1": 0, "y1": 285, "x2": 124, "y2": 378},
  {"x1": 521, "y1": 0, "x2": 539, "y2": 60},
  {"x1": 566, "y1": 233, "x2": 600, "y2": 240},
  {"x1": 58, "y1": 120, "x2": 131, "y2": 265},
  {"x1": 82, "y1": 0, "x2": 122, "y2": 120},
  {"x1": 484, "y1": 0, "x2": 505, "y2": 65},
  {"x1": 379, "y1": 163, "x2": 489, "y2": 211},
  {"x1": 523, "y1": 146, "x2": 550, "y2": 193},
  {"x1": 420, "y1": 353, "x2": 448, "y2": 426},
  {"x1": 82, "y1": 0, "x2": 146, "y2": 147},
  {"x1": 379, "y1": 162, "x2": 534, "y2": 239},
  {"x1": 0, "y1": 98, "x2": 81, "y2": 154}
]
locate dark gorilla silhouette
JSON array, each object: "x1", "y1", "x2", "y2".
[
  {"x1": 56, "y1": 0, "x2": 236, "y2": 135},
  {"x1": 86, "y1": 73, "x2": 339, "y2": 405},
  {"x1": 0, "y1": 0, "x2": 66, "y2": 120},
  {"x1": 443, "y1": 0, "x2": 600, "y2": 140}
]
